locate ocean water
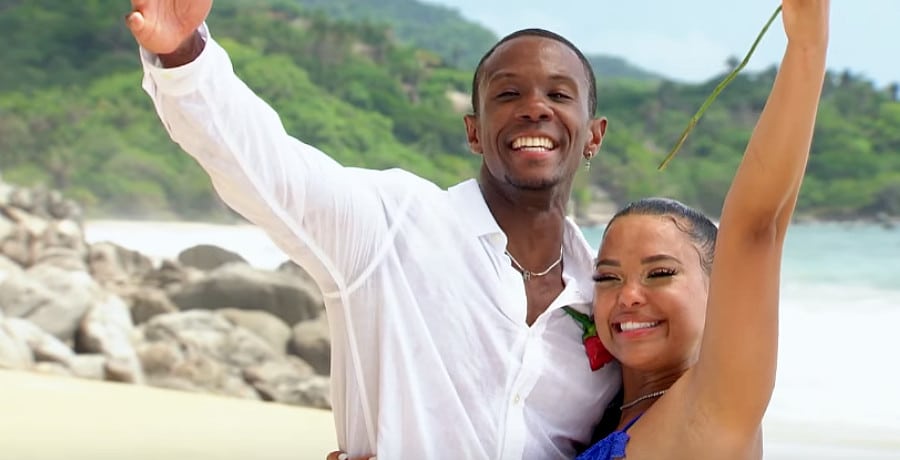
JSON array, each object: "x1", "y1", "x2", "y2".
[{"x1": 84, "y1": 220, "x2": 900, "y2": 459}]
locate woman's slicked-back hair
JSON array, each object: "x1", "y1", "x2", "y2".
[
  {"x1": 605, "y1": 197, "x2": 719, "y2": 274},
  {"x1": 470, "y1": 28, "x2": 598, "y2": 116}
]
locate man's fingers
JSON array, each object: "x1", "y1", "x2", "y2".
[{"x1": 325, "y1": 451, "x2": 372, "y2": 460}]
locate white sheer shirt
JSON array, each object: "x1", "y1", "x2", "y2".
[{"x1": 140, "y1": 26, "x2": 620, "y2": 460}]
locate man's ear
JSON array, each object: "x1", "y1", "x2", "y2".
[
  {"x1": 464, "y1": 114, "x2": 483, "y2": 155},
  {"x1": 587, "y1": 116, "x2": 608, "y2": 156}
]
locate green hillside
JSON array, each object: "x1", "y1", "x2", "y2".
[{"x1": 0, "y1": 0, "x2": 896, "y2": 220}]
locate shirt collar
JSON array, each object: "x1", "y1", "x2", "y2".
[
  {"x1": 447, "y1": 178, "x2": 504, "y2": 238},
  {"x1": 561, "y1": 217, "x2": 598, "y2": 308},
  {"x1": 447, "y1": 178, "x2": 598, "y2": 307}
]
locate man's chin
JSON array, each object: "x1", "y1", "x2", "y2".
[{"x1": 505, "y1": 174, "x2": 562, "y2": 191}]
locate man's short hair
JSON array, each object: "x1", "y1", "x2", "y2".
[{"x1": 470, "y1": 28, "x2": 598, "y2": 116}]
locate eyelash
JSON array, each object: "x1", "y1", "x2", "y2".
[
  {"x1": 592, "y1": 267, "x2": 677, "y2": 283},
  {"x1": 494, "y1": 91, "x2": 571, "y2": 100},
  {"x1": 648, "y1": 268, "x2": 677, "y2": 278}
]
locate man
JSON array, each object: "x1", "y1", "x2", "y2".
[{"x1": 126, "y1": 1, "x2": 619, "y2": 458}]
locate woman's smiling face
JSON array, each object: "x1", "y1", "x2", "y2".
[{"x1": 592, "y1": 214, "x2": 711, "y2": 372}]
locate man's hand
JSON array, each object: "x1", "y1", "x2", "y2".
[
  {"x1": 781, "y1": 0, "x2": 830, "y2": 47},
  {"x1": 326, "y1": 450, "x2": 375, "y2": 460},
  {"x1": 125, "y1": 0, "x2": 212, "y2": 66}
]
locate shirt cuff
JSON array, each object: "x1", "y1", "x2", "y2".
[{"x1": 140, "y1": 23, "x2": 217, "y2": 96}]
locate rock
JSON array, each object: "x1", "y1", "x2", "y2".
[
  {"x1": 4, "y1": 205, "x2": 47, "y2": 236},
  {"x1": 33, "y1": 246, "x2": 88, "y2": 272},
  {"x1": 0, "y1": 253, "x2": 22, "y2": 278},
  {"x1": 3, "y1": 318, "x2": 75, "y2": 366},
  {"x1": 75, "y1": 294, "x2": 143, "y2": 384},
  {"x1": 68, "y1": 354, "x2": 107, "y2": 380},
  {"x1": 0, "y1": 179, "x2": 338, "y2": 410},
  {"x1": 218, "y1": 308, "x2": 291, "y2": 354},
  {"x1": 276, "y1": 260, "x2": 317, "y2": 285},
  {"x1": 88, "y1": 241, "x2": 155, "y2": 288},
  {"x1": 288, "y1": 314, "x2": 331, "y2": 375},
  {"x1": 127, "y1": 287, "x2": 179, "y2": 325},
  {"x1": 35, "y1": 219, "x2": 87, "y2": 257},
  {"x1": 242, "y1": 357, "x2": 327, "y2": 407},
  {"x1": 2, "y1": 263, "x2": 101, "y2": 342},
  {"x1": 135, "y1": 311, "x2": 277, "y2": 399},
  {"x1": 0, "y1": 212, "x2": 14, "y2": 243},
  {"x1": 169, "y1": 263, "x2": 323, "y2": 326},
  {"x1": 0, "y1": 320, "x2": 34, "y2": 370},
  {"x1": 143, "y1": 259, "x2": 200, "y2": 291},
  {"x1": 0, "y1": 225, "x2": 31, "y2": 266},
  {"x1": 177, "y1": 244, "x2": 247, "y2": 271}
]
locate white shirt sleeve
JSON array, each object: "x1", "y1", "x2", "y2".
[{"x1": 139, "y1": 25, "x2": 392, "y2": 293}]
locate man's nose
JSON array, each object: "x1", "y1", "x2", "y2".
[{"x1": 516, "y1": 93, "x2": 553, "y2": 122}]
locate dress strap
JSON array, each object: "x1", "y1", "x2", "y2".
[{"x1": 622, "y1": 413, "x2": 644, "y2": 432}]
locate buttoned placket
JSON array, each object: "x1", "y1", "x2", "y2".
[{"x1": 493, "y1": 239, "x2": 589, "y2": 460}]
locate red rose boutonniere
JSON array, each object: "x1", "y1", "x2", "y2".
[{"x1": 561, "y1": 306, "x2": 614, "y2": 371}]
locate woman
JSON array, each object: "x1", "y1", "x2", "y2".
[{"x1": 576, "y1": 0, "x2": 829, "y2": 458}]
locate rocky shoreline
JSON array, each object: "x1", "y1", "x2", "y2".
[{"x1": 0, "y1": 180, "x2": 332, "y2": 410}]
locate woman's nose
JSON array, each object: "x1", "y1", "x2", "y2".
[{"x1": 617, "y1": 281, "x2": 646, "y2": 309}]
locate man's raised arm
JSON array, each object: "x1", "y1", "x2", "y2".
[{"x1": 125, "y1": 0, "x2": 391, "y2": 292}]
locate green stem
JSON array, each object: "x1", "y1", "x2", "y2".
[
  {"x1": 561, "y1": 306, "x2": 592, "y2": 328},
  {"x1": 657, "y1": 5, "x2": 783, "y2": 170}
]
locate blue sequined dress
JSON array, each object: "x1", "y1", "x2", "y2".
[{"x1": 574, "y1": 414, "x2": 643, "y2": 460}]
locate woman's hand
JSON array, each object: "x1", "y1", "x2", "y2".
[{"x1": 781, "y1": 0, "x2": 830, "y2": 47}]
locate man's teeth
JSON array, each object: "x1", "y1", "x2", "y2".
[
  {"x1": 619, "y1": 321, "x2": 660, "y2": 332},
  {"x1": 511, "y1": 136, "x2": 555, "y2": 150}
]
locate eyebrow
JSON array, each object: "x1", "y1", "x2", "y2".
[
  {"x1": 485, "y1": 72, "x2": 579, "y2": 87},
  {"x1": 594, "y1": 254, "x2": 681, "y2": 269},
  {"x1": 486, "y1": 71, "x2": 519, "y2": 85},
  {"x1": 547, "y1": 74, "x2": 579, "y2": 87}
]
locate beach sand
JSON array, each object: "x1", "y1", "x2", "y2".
[
  {"x1": 3, "y1": 368, "x2": 898, "y2": 459},
  {"x1": 0, "y1": 370, "x2": 337, "y2": 460}
]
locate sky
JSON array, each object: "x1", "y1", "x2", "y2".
[{"x1": 427, "y1": 0, "x2": 898, "y2": 87}]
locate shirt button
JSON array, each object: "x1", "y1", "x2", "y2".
[{"x1": 513, "y1": 394, "x2": 521, "y2": 404}]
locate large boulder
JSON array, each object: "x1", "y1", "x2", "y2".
[
  {"x1": 169, "y1": 263, "x2": 323, "y2": 326},
  {"x1": 288, "y1": 314, "x2": 331, "y2": 376},
  {"x1": 88, "y1": 241, "x2": 155, "y2": 288},
  {"x1": 75, "y1": 294, "x2": 143, "y2": 384},
  {"x1": 218, "y1": 308, "x2": 291, "y2": 354},
  {"x1": 0, "y1": 262, "x2": 102, "y2": 342},
  {"x1": 177, "y1": 244, "x2": 247, "y2": 271}
]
